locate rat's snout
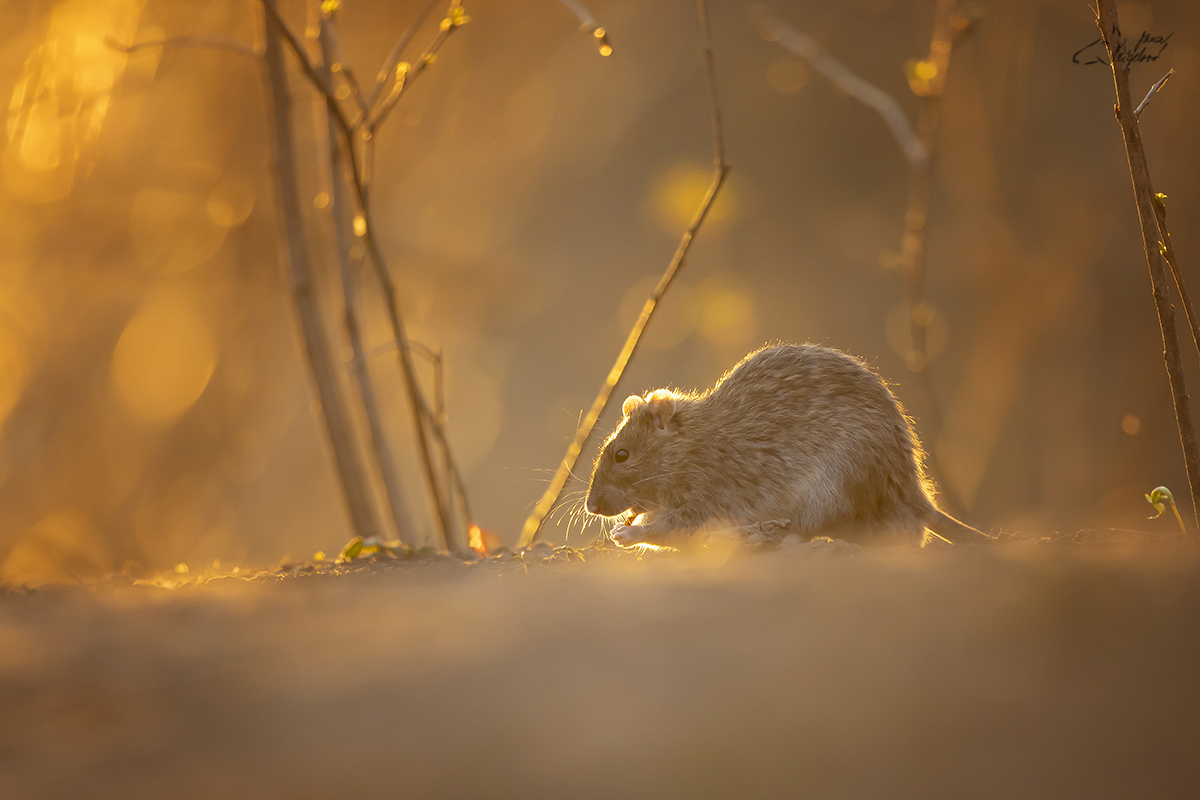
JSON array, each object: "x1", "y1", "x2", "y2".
[{"x1": 586, "y1": 487, "x2": 621, "y2": 518}]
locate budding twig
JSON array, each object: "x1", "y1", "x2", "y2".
[
  {"x1": 368, "y1": 2, "x2": 466, "y2": 132},
  {"x1": 1096, "y1": 0, "x2": 1200, "y2": 534},
  {"x1": 367, "y1": 0, "x2": 441, "y2": 111}
]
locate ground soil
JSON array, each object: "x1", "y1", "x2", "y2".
[{"x1": 3, "y1": 536, "x2": 1199, "y2": 799}]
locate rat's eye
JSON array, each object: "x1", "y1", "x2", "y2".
[{"x1": 615, "y1": 449, "x2": 629, "y2": 463}]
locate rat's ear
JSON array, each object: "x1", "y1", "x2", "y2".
[
  {"x1": 645, "y1": 389, "x2": 677, "y2": 434},
  {"x1": 622, "y1": 395, "x2": 645, "y2": 417}
]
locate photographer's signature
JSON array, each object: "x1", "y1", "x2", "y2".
[{"x1": 1074, "y1": 25, "x2": 1171, "y2": 66}]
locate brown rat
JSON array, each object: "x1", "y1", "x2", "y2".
[{"x1": 585, "y1": 343, "x2": 988, "y2": 547}]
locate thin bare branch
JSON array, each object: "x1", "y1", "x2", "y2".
[
  {"x1": 106, "y1": 34, "x2": 259, "y2": 59},
  {"x1": 754, "y1": 10, "x2": 926, "y2": 166},
  {"x1": 697, "y1": 0, "x2": 724, "y2": 165},
  {"x1": 1097, "y1": 0, "x2": 1200, "y2": 533},
  {"x1": 319, "y1": 13, "x2": 417, "y2": 545},
  {"x1": 519, "y1": 0, "x2": 729, "y2": 548},
  {"x1": 361, "y1": 339, "x2": 474, "y2": 532},
  {"x1": 258, "y1": 0, "x2": 382, "y2": 544},
  {"x1": 367, "y1": 0, "x2": 442, "y2": 111},
  {"x1": 1135, "y1": 68, "x2": 1173, "y2": 117}
]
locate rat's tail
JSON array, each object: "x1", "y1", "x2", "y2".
[{"x1": 926, "y1": 508, "x2": 992, "y2": 544}]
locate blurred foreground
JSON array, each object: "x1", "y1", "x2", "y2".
[{"x1": 3, "y1": 537, "x2": 1199, "y2": 799}]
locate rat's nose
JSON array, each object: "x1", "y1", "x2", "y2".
[{"x1": 586, "y1": 497, "x2": 599, "y2": 515}]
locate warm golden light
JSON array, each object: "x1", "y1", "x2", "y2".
[
  {"x1": 0, "y1": 318, "x2": 31, "y2": 431},
  {"x1": 884, "y1": 302, "x2": 948, "y2": 366},
  {"x1": 914, "y1": 60, "x2": 938, "y2": 80},
  {"x1": 767, "y1": 59, "x2": 808, "y2": 94},
  {"x1": 1122, "y1": 414, "x2": 1141, "y2": 435},
  {"x1": 0, "y1": 509, "x2": 110, "y2": 586},
  {"x1": 4, "y1": 0, "x2": 145, "y2": 203},
  {"x1": 652, "y1": 163, "x2": 736, "y2": 234},
  {"x1": 696, "y1": 275, "x2": 756, "y2": 347},
  {"x1": 111, "y1": 289, "x2": 216, "y2": 426},
  {"x1": 206, "y1": 176, "x2": 256, "y2": 229},
  {"x1": 131, "y1": 187, "x2": 230, "y2": 274},
  {"x1": 618, "y1": 276, "x2": 697, "y2": 350}
]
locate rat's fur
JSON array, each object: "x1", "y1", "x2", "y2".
[{"x1": 585, "y1": 343, "x2": 986, "y2": 547}]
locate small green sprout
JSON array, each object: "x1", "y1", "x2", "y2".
[
  {"x1": 1146, "y1": 486, "x2": 1187, "y2": 536},
  {"x1": 339, "y1": 536, "x2": 364, "y2": 561}
]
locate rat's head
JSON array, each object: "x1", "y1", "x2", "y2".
[{"x1": 585, "y1": 389, "x2": 679, "y2": 518}]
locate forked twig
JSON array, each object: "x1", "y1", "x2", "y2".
[
  {"x1": 368, "y1": 2, "x2": 466, "y2": 132},
  {"x1": 359, "y1": 2, "x2": 468, "y2": 214},
  {"x1": 1096, "y1": 0, "x2": 1200, "y2": 533},
  {"x1": 367, "y1": 0, "x2": 441, "y2": 110},
  {"x1": 519, "y1": 0, "x2": 729, "y2": 547}
]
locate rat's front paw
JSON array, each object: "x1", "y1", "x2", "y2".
[{"x1": 611, "y1": 524, "x2": 646, "y2": 547}]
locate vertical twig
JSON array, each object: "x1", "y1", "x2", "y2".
[
  {"x1": 1096, "y1": 0, "x2": 1200, "y2": 534},
  {"x1": 518, "y1": 0, "x2": 729, "y2": 548},
  {"x1": 897, "y1": 0, "x2": 968, "y2": 512},
  {"x1": 901, "y1": 0, "x2": 955, "y2": 376},
  {"x1": 318, "y1": 8, "x2": 417, "y2": 544},
  {"x1": 258, "y1": 0, "x2": 382, "y2": 543}
]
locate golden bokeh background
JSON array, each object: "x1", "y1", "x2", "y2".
[{"x1": 1, "y1": 0, "x2": 1198, "y2": 583}]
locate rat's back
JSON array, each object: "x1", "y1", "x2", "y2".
[{"x1": 690, "y1": 344, "x2": 936, "y2": 537}]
